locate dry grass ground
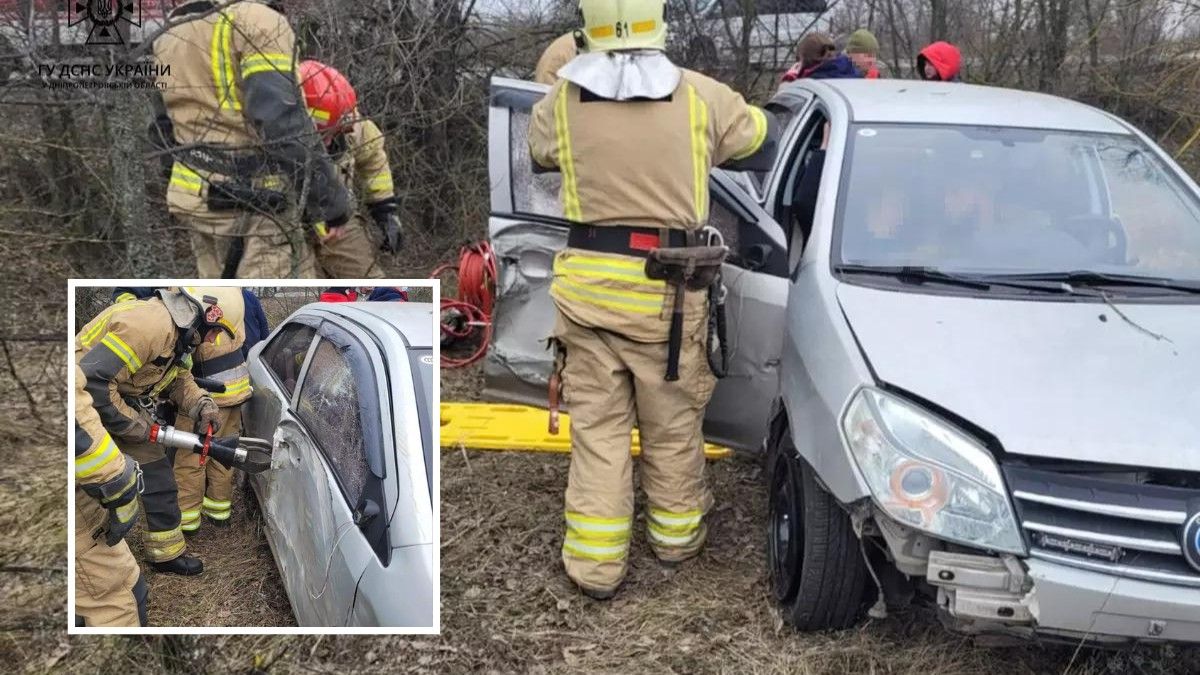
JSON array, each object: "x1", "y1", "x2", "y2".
[{"x1": 6, "y1": 351, "x2": 1200, "y2": 673}]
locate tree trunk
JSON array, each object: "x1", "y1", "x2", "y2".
[
  {"x1": 930, "y1": 0, "x2": 948, "y2": 41},
  {"x1": 107, "y1": 89, "x2": 155, "y2": 276}
]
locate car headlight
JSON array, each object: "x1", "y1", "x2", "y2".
[{"x1": 841, "y1": 387, "x2": 1025, "y2": 554}]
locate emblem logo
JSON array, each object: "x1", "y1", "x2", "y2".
[
  {"x1": 1183, "y1": 511, "x2": 1200, "y2": 574},
  {"x1": 68, "y1": 0, "x2": 142, "y2": 46}
]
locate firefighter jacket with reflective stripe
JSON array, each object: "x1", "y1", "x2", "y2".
[
  {"x1": 535, "y1": 33, "x2": 577, "y2": 85},
  {"x1": 191, "y1": 287, "x2": 250, "y2": 408},
  {"x1": 528, "y1": 68, "x2": 777, "y2": 342},
  {"x1": 332, "y1": 118, "x2": 395, "y2": 206},
  {"x1": 153, "y1": 0, "x2": 350, "y2": 226},
  {"x1": 74, "y1": 363, "x2": 127, "y2": 487},
  {"x1": 154, "y1": 1, "x2": 295, "y2": 149},
  {"x1": 75, "y1": 300, "x2": 208, "y2": 444}
]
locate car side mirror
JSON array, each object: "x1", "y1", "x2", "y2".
[{"x1": 353, "y1": 497, "x2": 380, "y2": 529}]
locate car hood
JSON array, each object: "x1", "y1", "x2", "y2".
[{"x1": 836, "y1": 284, "x2": 1200, "y2": 471}]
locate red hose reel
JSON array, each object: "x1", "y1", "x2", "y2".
[{"x1": 432, "y1": 242, "x2": 497, "y2": 368}]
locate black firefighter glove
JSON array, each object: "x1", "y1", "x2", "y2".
[
  {"x1": 82, "y1": 454, "x2": 142, "y2": 546},
  {"x1": 368, "y1": 198, "x2": 404, "y2": 254}
]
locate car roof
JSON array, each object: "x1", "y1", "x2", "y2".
[
  {"x1": 786, "y1": 79, "x2": 1131, "y2": 134},
  {"x1": 302, "y1": 302, "x2": 435, "y2": 349}
]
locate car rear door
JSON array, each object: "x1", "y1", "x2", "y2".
[{"x1": 483, "y1": 76, "x2": 789, "y2": 452}]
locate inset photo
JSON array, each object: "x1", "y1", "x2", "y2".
[{"x1": 68, "y1": 282, "x2": 438, "y2": 633}]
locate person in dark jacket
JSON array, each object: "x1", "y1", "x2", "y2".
[
  {"x1": 781, "y1": 33, "x2": 863, "y2": 82},
  {"x1": 367, "y1": 286, "x2": 409, "y2": 302},
  {"x1": 240, "y1": 289, "x2": 268, "y2": 360},
  {"x1": 917, "y1": 41, "x2": 962, "y2": 81}
]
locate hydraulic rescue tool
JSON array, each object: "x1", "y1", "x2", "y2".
[{"x1": 148, "y1": 424, "x2": 273, "y2": 474}]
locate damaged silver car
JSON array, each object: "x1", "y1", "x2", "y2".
[
  {"x1": 483, "y1": 76, "x2": 1200, "y2": 644},
  {"x1": 244, "y1": 302, "x2": 436, "y2": 628}
]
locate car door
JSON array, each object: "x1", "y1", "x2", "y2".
[
  {"x1": 482, "y1": 76, "x2": 789, "y2": 452},
  {"x1": 284, "y1": 320, "x2": 391, "y2": 626}
]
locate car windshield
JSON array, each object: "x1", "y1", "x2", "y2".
[{"x1": 836, "y1": 124, "x2": 1200, "y2": 284}]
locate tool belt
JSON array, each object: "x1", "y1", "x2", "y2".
[
  {"x1": 568, "y1": 224, "x2": 728, "y2": 382},
  {"x1": 173, "y1": 145, "x2": 274, "y2": 180}
]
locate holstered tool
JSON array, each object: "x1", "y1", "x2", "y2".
[
  {"x1": 547, "y1": 338, "x2": 566, "y2": 434},
  {"x1": 643, "y1": 230, "x2": 728, "y2": 381}
]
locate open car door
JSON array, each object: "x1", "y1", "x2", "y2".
[{"x1": 483, "y1": 77, "x2": 789, "y2": 453}]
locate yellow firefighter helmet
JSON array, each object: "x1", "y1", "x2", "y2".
[{"x1": 577, "y1": 0, "x2": 668, "y2": 53}]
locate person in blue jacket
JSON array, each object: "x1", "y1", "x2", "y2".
[
  {"x1": 368, "y1": 286, "x2": 409, "y2": 302},
  {"x1": 240, "y1": 288, "x2": 268, "y2": 359}
]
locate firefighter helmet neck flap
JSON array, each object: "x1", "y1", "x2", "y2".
[
  {"x1": 158, "y1": 288, "x2": 236, "y2": 357},
  {"x1": 564, "y1": 0, "x2": 678, "y2": 101}
]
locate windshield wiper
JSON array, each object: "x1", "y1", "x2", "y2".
[
  {"x1": 988, "y1": 271, "x2": 1200, "y2": 295},
  {"x1": 834, "y1": 264, "x2": 1075, "y2": 294}
]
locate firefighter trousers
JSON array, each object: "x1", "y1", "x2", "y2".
[
  {"x1": 555, "y1": 313, "x2": 716, "y2": 594},
  {"x1": 174, "y1": 207, "x2": 319, "y2": 279},
  {"x1": 75, "y1": 490, "x2": 147, "y2": 627},
  {"x1": 124, "y1": 441, "x2": 187, "y2": 563},
  {"x1": 174, "y1": 406, "x2": 241, "y2": 532},
  {"x1": 317, "y1": 215, "x2": 385, "y2": 279}
]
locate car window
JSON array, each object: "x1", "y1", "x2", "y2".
[
  {"x1": 837, "y1": 124, "x2": 1200, "y2": 282},
  {"x1": 295, "y1": 338, "x2": 369, "y2": 506},
  {"x1": 511, "y1": 109, "x2": 564, "y2": 218},
  {"x1": 261, "y1": 322, "x2": 316, "y2": 397}
]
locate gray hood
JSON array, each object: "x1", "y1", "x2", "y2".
[{"x1": 836, "y1": 284, "x2": 1200, "y2": 472}]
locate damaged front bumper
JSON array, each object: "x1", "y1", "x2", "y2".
[{"x1": 928, "y1": 550, "x2": 1200, "y2": 643}]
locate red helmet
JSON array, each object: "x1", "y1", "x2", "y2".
[{"x1": 298, "y1": 60, "x2": 357, "y2": 133}]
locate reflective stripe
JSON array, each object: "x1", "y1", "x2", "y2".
[
  {"x1": 144, "y1": 527, "x2": 185, "y2": 560},
  {"x1": 100, "y1": 471, "x2": 138, "y2": 506},
  {"x1": 114, "y1": 293, "x2": 136, "y2": 303},
  {"x1": 210, "y1": 12, "x2": 241, "y2": 111},
  {"x1": 366, "y1": 172, "x2": 393, "y2": 194},
  {"x1": 203, "y1": 496, "x2": 232, "y2": 511},
  {"x1": 309, "y1": 107, "x2": 332, "y2": 121},
  {"x1": 556, "y1": 256, "x2": 666, "y2": 287},
  {"x1": 74, "y1": 433, "x2": 119, "y2": 480},
  {"x1": 100, "y1": 332, "x2": 142, "y2": 374},
  {"x1": 687, "y1": 84, "x2": 710, "y2": 222},
  {"x1": 79, "y1": 303, "x2": 139, "y2": 347},
  {"x1": 240, "y1": 52, "x2": 292, "y2": 78},
  {"x1": 180, "y1": 509, "x2": 201, "y2": 521},
  {"x1": 647, "y1": 507, "x2": 704, "y2": 548},
  {"x1": 648, "y1": 507, "x2": 704, "y2": 528},
  {"x1": 565, "y1": 511, "x2": 631, "y2": 533},
  {"x1": 632, "y1": 19, "x2": 657, "y2": 34},
  {"x1": 169, "y1": 162, "x2": 204, "y2": 194},
  {"x1": 563, "y1": 539, "x2": 628, "y2": 561},
  {"x1": 647, "y1": 523, "x2": 700, "y2": 547},
  {"x1": 205, "y1": 509, "x2": 232, "y2": 521},
  {"x1": 554, "y1": 85, "x2": 583, "y2": 221},
  {"x1": 551, "y1": 277, "x2": 663, "y2": 315},
  {"x1": 732, "y1": 106, "x2": 768, "y2": 161},
  {"x1": 180, "y1": 519, "x2": 201, "y2": 532},
  {"x1": 148, "y1": 364, "x2": 184, "y2": 399},
  {"x1": 114, "y1": 500, "x2": 138, "y2": 524}
]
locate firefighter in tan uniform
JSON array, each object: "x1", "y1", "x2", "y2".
[
  {"x1": 76, "y1": 289, "x2": 231, "y2": 576},
  {"x1": 150, "y1": 1, "x2": 351, "y2": 278},
  {"x1": 529, "y1": 0, "x2": 778, "y2": 599},
  {"x1": 298, "y1": 60, "x2": 404, "y2": 278},
  {"x1": 535, "y1": 32, "x2": 578, "y2": 85},
  {"x1": 74, "y1": 362, "x2": 147, "y2": 627}
]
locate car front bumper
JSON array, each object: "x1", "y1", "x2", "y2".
[{"x1": 929, "y1": 550, "x2": 1200, "y2": 644}]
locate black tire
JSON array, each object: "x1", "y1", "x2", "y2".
[{"x1": 766, "y1": 416, "x2": 869, "y2": 630}]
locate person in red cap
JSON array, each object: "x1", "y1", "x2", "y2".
[
  {"x1": 298, "y1": 60, "x2": 404, "y2": 279},
  {"x1": 917, "y1": 41, "x2": 962, "y2": 81}
]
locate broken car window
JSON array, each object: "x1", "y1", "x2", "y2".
[
  {"x1": 295, "y1": 339, "x2": 369, "y2": 507},
  {"x1": 261, "y1": 322, "x2": 317, "y2": 397}
]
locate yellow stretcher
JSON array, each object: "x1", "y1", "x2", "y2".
[{"x1": 439, "y1": 402, "x2": 732, "y2": 459}]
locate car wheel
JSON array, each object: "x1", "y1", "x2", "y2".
[{"x1": 766, "y1": 416, "x2": 869, "y2": 630}]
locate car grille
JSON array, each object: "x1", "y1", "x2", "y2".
[{"x1": 1003, "y1": 464, "x2": 1200, "y2": 588}]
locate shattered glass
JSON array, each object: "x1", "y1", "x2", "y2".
[
  {"x1": 295, "y1": 339, "x2": 368, "y2": 506},
  {"x1": 262, "y1": 323, "x2": 316, "y2": 396},
  {"x1": 511, "y1": 110, "x2": 564, "y2": 217}
]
